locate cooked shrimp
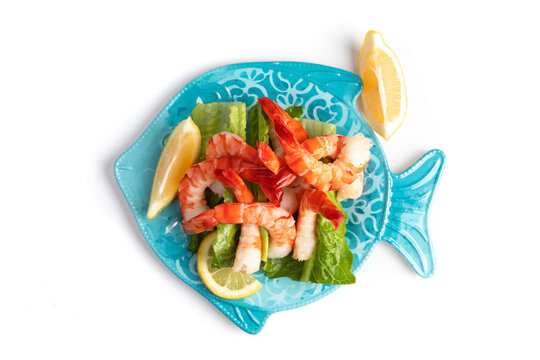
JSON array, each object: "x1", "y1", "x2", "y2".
[
  {"x1": 302, "y1": 135, "x2": 367, "y2": 201},
  {"x1": 216, "y1": 170, "x2": 261, "y2": 274},
  {"x1": 256, "y1": 140, "x2": 299, "y2": 206},
  {"x1": 280, "y1": 177, "x2": 312, "y2": 214},
  {"x1": 268, "y1": 121, "x2": 285, "y2": 157},
  {"x1": 273, "y1": 116, "x2": 372, "y2": 191},
  {"x1": 259, "y1": 97, "x2": 308, "y2": 158},
  {"x1": 203, "y1": 132, "x2": 287, "y2": 206},
  {"x1": 337, "y1": 171, "x2": 365, "y2": 202},
  {"x1": 178, "y1": 157, "x2": 274, "y2": 221},
  {"x1": 257, "y1": 141, "x2": 280, "y2": 175},
  {"x1": 293, "y1": 190, "x2": 345, "y2": 261},
  {"x1": 206, "y1": 132, "x2": 260, "y2": 164},
  {"x1": 183, "y1": 202, "x2": 296, "y2": 259}
]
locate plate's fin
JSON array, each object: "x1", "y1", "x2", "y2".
[
  {"x1": 382, "y1": 149, "x2": 446, "y2": 277},
  {"x1": 208, "y1": 298, "x2": 271, "y2": 334}
]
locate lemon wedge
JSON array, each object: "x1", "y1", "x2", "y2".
[
  {"x1": 147, "y1": 117, "x2": 201, "y2": 219},
  {"x1": 359, "y1": 30, "x2": 407, "y2": 140},
  {"x1": 197, "y1": 232, "x2": 262, "y2": 300}
]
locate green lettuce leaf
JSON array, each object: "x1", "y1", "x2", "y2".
[
  {"x1": 248, "y1": 102, "x2": 269, "y2": 148},
  {"x1": 285, "y1": 105, "x2": 337, "y2": 138},
  {"x1": 298, "y1": 118, "x2": 337, "y2": 138},
  {"x1": 262, "y1": 253, "x2": 304, "y2": 281},
  {"x1": 310, "y1": 191, "x2": 355, "y2": 284},
  {"x1": 204, "y1": 188, "x2": 223, "y2": 208},
  {"x1": 284, "y1": 105, "x2": 304, "y2": 119},
  {"x1": 261, "y1": 192, "x2": 354, "y2": 284},
  {"x1": 211, "y1": 189, "x2": 240, "y2": 268},
  {"x1": 188, "y1": 232, "x2": 207, "y2": 253},
  {"x1": 260, "y1": 227, "x2": 269, "y2": 262},
  {"x1": 188, "y1": 102, "x2": 246, "y2": 253},
  {"x1": 191, "y1": 102, "x2": 247, "y2": 161}
]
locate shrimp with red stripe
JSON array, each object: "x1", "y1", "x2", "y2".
[
  {"x1": 183, "y1": 202, "x2": 296, "y2": 259},
  {"x1": 216, "y1": 170, "x2": 262, "y2": 274}
]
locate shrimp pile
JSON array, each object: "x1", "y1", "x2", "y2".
[{"x1": 179, "y1": 97, "x2": 371, "y2": 274}]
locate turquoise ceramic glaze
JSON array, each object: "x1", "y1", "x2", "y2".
[{"x1": 114, "y1": 62, "x2": 445, "y2": 334}]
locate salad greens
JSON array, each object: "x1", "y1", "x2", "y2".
[
  {"x1": 187, "y1": 101, "x2": 355, "y2": 285},
  {"x1": 189, "y1": 102, "x2": 246, "y2": 253},
  {"x1": 284, "y1": 105, "x2": 337, "y2": 137},
  {"x1": 284, "y1": 105, "x2": 303, "y2": 119},
  {"x1": 298, "y1": 118, "x2": 337, "y2": 138},
  {"x1": 262, "y1": 253, "x2": 303, "y2": 281},
  {"x1": 310, "y1": 191, "x2": 355, "y2": 284},
  {"x1": 246, "y1": 102, "x2": 269, "y2": 203},
  {"x1": 264, "y1": 191, "x2": 354, "y2": 284},
  {"x1": 248, "y1": 102, "x2": 270, "y2": 150},
  {"x1": 211, "y1": 189, "x2": 239, "y2": 268},
  {"x1": 192, "y1": 102, "x2": 246, "y2": 162}
]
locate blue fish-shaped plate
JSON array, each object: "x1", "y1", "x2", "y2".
[{"x1": 114, "y1": 62, "x2": 445, "y2": 334}]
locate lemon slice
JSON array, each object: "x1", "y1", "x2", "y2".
[
  {"x1": 197, "y1": 232, "x2": 262, "y2": 300},
  {"x1": 147, "y1": 117, "x2": 201, "y2": 219},
  {"x1": 359, "y1": 30, "x2": 407, "y2": 140}
]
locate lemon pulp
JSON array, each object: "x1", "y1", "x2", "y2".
[
  {"x1": 147, "y1": 117, "x2": 201, "y2": 219},
  {"x1": 359, "y1": 30, "x2": 407, "y2": 140},
  {"x1": 197, "y1": 232, "x2": 262, "y2": 300}
]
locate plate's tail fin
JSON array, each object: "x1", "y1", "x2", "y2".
[{"x1": 382, "y1": 150, "x2": 446, "y2": 277}]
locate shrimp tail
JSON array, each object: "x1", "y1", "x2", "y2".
[
  {"x1": 307, "y1": 190, "x2": 345, "y2": 230},
  {"x1": 275, "y1": 167, "x2": 297, "y2": 189},
  {"x1": 237, "y1": 166, "x2": 276, "y2": 188},
  {"x1": 257, "y1": 141, "x2": 280, "y2": 175},
  {"x1": 319, "y1": 202, "x2": 345, "y2": 230},
  {"x1": 259, "y1": 168, "x2": 298, "y2": 206},
  {"x1": 258, "y1": 97, "x2": 308, "y2": 143},
  {"x1": 182, "y1": 209, "x2": 217, "y2": 234},
  {"x1": 259, "y1": 184, "x2": 283, "y2": 206},
  {"x1": 270, "y1": 114, "x2": 299, "y2": 153},
  {"x1": 216, "y1": 169, "x2": 255, "y2": 203}
]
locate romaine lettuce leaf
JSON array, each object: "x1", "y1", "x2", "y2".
[
  {"x1": 298, "y1": 118, "x2": 336, "y2": 138},
  {"x1": 260, "y1": 192, "x2": 353, "y2": 284},
  {"x1": 188, "y1": 232, "x2": 207, "y2": 253},
  {"x1": 211, "y1": 189, "x2": 240, "y2": 268},
  {"x1": 188, "y1": 102, "x2": 246, "y2": 253},
  {"x1": 284, "y1": 105, "x2": 336, "y2": 138},
  {"x1": 284, "y1": 105, "x2": 304, "y2": 119},
  {"x1": 260, "y1": 227, "x2": 269, "y2": 262},
  {"x1": 248, "y1": 102, "x2": 269, "y2": 148},
  {"x1": 204, "y1": 188, "x2": 223, "y2": 208},
  {"x1": 310, "y1": 191, "x2": 355, "y2": 284},
  {"x1": 247, "y1": 103, "x2": 270, "y2": 202},
  {"x1": 191, "y1": 102, "x2": 247, "y2": 161},
  {"x1": 262, "y1": 253, "x2": 303, "y2": 281}
]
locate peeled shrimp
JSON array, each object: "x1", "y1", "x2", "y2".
[
  {"x1": 203, "y1": 131, "x2": 289, "y2": 206},
  {"x1": 301, "y1": 135, "x2": 368, "y2": 201},
  {"x1": 216, "y1": 170, "x2": 261, "y2": 274},
  {"x1": 280, "y1": 177, "x2": 312, "y2": 214},
  {"x1": 177, "y1": 157, "x2": 274, "y2": 221},
  {"x1": 336, "y1": 171, "x2": 365, "y2": 202},
  {"x1": 273, "y1": 117, "x2": 371, "y2": 191},
  {"x1": 183, "y1": 202, "x2": 296, "y2": 259},
  {"x1": 293, "y1": 190, "x2": 345, "y2": 261},
  {"x1": 256, "y1": 139, "x2": 299, "y2": 206},
  {"x1": 206, "y1": 132, "x2": 260, "y2": 164}
]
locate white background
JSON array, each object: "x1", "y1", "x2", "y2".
[{"x1": 1, "y1": 1, "x2": 539, "y2": 359}]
